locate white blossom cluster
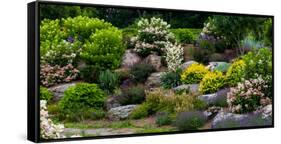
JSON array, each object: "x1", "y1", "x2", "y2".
[
  {"x1": 133, "y1": 17, "x2": 175, "y2": 55},
  {"x1": 40, "y1": 100, "x2": 65, "y2": 139},
  {"x1": 165, "y1": 42, "x2": 184, "y2": 72}
]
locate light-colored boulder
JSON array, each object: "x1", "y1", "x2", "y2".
[
  {"x1": 121, "y1": 50, "x2": 141, "y2": 68},
  {"x1": 143, "y1": 54, "x2": 162, "y2": 71},
  {"x1": 145, "y1": 72, "x2": 164, "y2": 88},
  {"x1": 181, "y1": 61, "x2": 198, "y2": 70},
  {"x1": 172, "y1": 84, "x2": 199, "y2": 94},
  {"x1": 48, "y1": 82, "x2": 78, "y2": 101},
  {"x1": 108, "y1": 105, "x2": 137, "y2": 120}
]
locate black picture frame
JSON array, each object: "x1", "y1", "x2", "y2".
[{"x1": 28, "y1": 1, "x2": 274, "y2": 143}]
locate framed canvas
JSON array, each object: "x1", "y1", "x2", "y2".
[{"x1": 28, "y1": 1, "x2": 274, "y2": 142}]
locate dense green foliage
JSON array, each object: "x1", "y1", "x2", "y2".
[
  {"x1": 226, "y1": 60, "x2": 246, "y2": 87},
  {"x1": 40, "y1": 86, "x2": 53, "y2": 102},
  {"x1": 59, "y1": 83, "x2": 106, "y2": 121},
  {"x1": 155, "y1": 112, "x2": 173, "y2": 126},
  {"x1": 81, "y1": 28, "x2": 125, "y2": 69},
  {"x1": 171, "y1": 28, "x2": 195, "y2": 44},
  {"x1": 79, "y1": 65, "x2": 101, "y2": 83},
  {"x1": 130, "y1": 64, "x2": 156, "y2": 83},
  {"x1": 118, "y1": 86, "x2": 146, "y2": 105},
  {"x1": 160, "y1": 69, "x2": 182, "y2": 89},
  {"x1": 130, "y1": 103, "x2": 150, "y2": 119},
  {"x1": 98, "y1": 70, "x2": 120, "y2": 94}
]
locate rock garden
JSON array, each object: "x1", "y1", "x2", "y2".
[{"x1": 39, "y1": 5, "x2": 273, "y2": 139}]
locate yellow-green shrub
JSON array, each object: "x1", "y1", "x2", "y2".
[
  {"x1": 181, "y1": 63, "x2": 209, "y2": 84},
  {"x1": 199, "y1": 71, "x2": 226, "y2": 94},
  {"x1": 226, "y1": 59, "x2": 246, "y2": 86},
  {"x1": 145, "y1": 89, "x2": 206, "y2": 114}
]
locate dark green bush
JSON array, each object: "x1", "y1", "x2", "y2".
[
  {"x1": 155, "y1": 112, "x2": 173, "y2": 126},
  {"x1": 40, "y1": 86, "x2": 53, "y2": 102},
  {"x1": 59, "y1": 83, "x2": 106, "y2": 121},
  {"x1": 192, "y1": 48, "x2": 212, "y2": 64},
  {"x1": 160, "y1": 69, "x2": 182, "y2": 89},
  {"x1": 209, "y1": 53, "x2": 226, "y2": 62},
  {"x1": 174, "y1": 111, "x2": 207, "y2": 130},
  {"x1": 122, "y1": 28, "x2": 138, "y2": 49},
  {"x1": 98, "y1": 69, "x2": 120, "y2": 94},
  {"x1": 118, "y1": 86, "x2": 146, "y2": 105},
  {"x1": 130, "y1": 64, "x2": 155, "y2": 83},
  {"x1": 81, "y1": 28, "x2": 125, "y2": 70},
  {"x1": 171, "y1": 28, "x2": 195, "y2": 44},
  {"x1": 79, "y1": 65, "x2": 101, "y2": 83}
]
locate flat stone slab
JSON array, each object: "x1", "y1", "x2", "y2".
[
  {"x1": 63, "y1": 128, "x2": 136, "y2": 136},
  {"x1": 172, "y1": 84, "x2": 199, "y2": 94}
]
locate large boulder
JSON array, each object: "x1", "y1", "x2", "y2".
[
  {"x1": 121, "y1": 49, "x2": 141, "y2": 68},
  {"x1": 181, "y1": 61, "x2": 198, "y2": 70},
  {"x1": 143, "y1": 53, "x2": 162, "y2": 71},
  {"x1": 198, "y1": 88, "x2": 229, "y2": 106},
  {"x1": 108, "y1": 105, "x2": 137, "y2": 120},
  {"x1": 145, "y1": 72, "x2": 164, "y2": 88},
  {"x1": 48, "y1": 82, "x2": 78, "y2": 101},
  {"x1": 211, "y1": 111, "x2": 272, "y2": 128},
  {"x1": 172, "y1": 84, "x2": 199, "y2": 94}
]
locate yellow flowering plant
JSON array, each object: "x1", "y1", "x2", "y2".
[
  {"x1": 199, "y1": 71, "x2": 226, "y2": 94},
  {"x1": 181, "y1": 63, "x2": 209, "y2": 84}
]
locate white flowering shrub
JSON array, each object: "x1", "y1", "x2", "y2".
[
  {"x1": 165, "y1": 42, "x2": 184, "y2": 72},
  {"x1": 133, "y1": 17, "x2": 175, "y2": 56},
  {"x1": 40, "y1": 100, "x2": 65, "y2": 139},
  {"x1": 227, "y1": 77, "x2": 271, "y2": 114}
]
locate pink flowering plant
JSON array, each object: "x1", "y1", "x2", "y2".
[
  {"x1": 227, "y1": 76, "x2": 271, "y2": 114},
  {"x1": 40, "y1": 64, "x2": 79, "y2": 87}
]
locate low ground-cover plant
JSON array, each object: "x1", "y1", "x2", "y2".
[
  {"x1": 130, "y1": 103, "x2": 150, "y2": 119},
  {"x1": 181, "y1": 63, "x2": 209, "y2": 84},
  {"x1": 199, "y1": 71, "x2": 226, "y2": 94},
  {"x1": 40, "y1": 86, "x2": 53, "y2": 102},
  {"x1": 98, "y1": 69, "x2": 120, "y2": 94},
  {"x1": 79, "y1": 65, "x2": 101, "y2": 83},
  {"x1": 155, "y1": 112, "x2": 173, "y2": 126},
  {"x1": 160, "y1": 69, "x2": 182, "y2": 89},
  {"x1": 174, "y1": 111, "x2": 207, "y2": 130},
  {"x1": 227, "y1": 77, "x2": 271, "y2": 114},
  {"x1": 118, "y1": 86, "x2": 146, "y2": 105},
  {"x1": 40, "y1": 64, "x2": 79, "y2": 87},
  {"x1": 59, "y1": 83, "x2": 106, "y2": 121},
  {"x1": 130, "y1": 64, "x2": 155, "y2": 83}
]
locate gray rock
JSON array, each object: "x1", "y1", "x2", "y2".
[
  {"x1": 172, "y1": 84, "x2": 199, "y2": 94},
  {"x1": 48, "y1": 82, "x2": 78, "y2": 101},
  {"x1": 204, "y1": 106, "x2": 222, "y2": 118},
  {"x1": 206, "y1": 62, "x2": 230, "y2": 72},
  {"x1": 121, "y1": 50, "x2": 141, "y2": 68},
  {"x1": 145, "y1": 72, "x2": 164, "y2": 88},
  {"x1": 108, "y1": 105, "x2": 137, "y2": 120},
  {"x1": 199, "y1": 89, "x2": 229, "y2": 106},
  {"x1": 254, "y1": 104, "x2": 272, "y2": 119},
  {"x1": 181, "y1": 61, "x2": 198, "y2": 70},
  {"x1": 143, "y1": 54, "x2": 162, "y2": 71},
  {"x1": 211, "y1": 111, "x2": 272, "y2": 129},
  {"x1": 105, "y1": 96, "x2": 121, "y2": 111}
]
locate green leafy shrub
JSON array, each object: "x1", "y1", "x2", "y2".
[
  {"x1": 199, "y1": 40, "x2": 215, "y2": 53},
  {"x1": 98, "y1": 69, "x2": 120, "y2": 94},
  {"x1": 160, "y1": 69, "x2": 182, "y2": 89},
  {"x1": 79, "y1": 65, "x2": 101, "y2": 83},
  {"x1": 81, "y1": 28, "x2": 125, "y2": 70},
  {"x1": 130, "y1": 103, "x2": 150, "y2": 119},
  {"x1": 181, "y1": 63, "x2": 209, "y2": 84},
  {"x1": 227, "y1": 77, "x2": 271, "y2": 113},
  {"x1": 242, "y1": 48, "x2": 272, "y2": 80},
  {"x1": 192, "y1": 48, "x2": 211, "y2": 64},
  {"x1": 155, "y1": 112, "x2": 173, "y2": 126},
  {"x1": 199, "y1": 71, "x2": 226, "y2": 94},
  {"x1": 122, "y1": 28, "x2": 138, "y2": 49},
  {"x1": 226, "y1": 59, "x2": 246, "y2": 86},
  {"x1": 118, "y1": 86, "x2": 146, "y2": 105},
  {"x1": 59, "y1": 83, "x2": 106, "y2": 121},
  {"x1": 209, "y1": 53, "x2": 226, "y2": 62},
  {"x1": 174, "y1": 111, "x2": 207, "y2": 130},
  {"x1": 130, "y1": 64, "x2": 155, "y2": 83},
  {"x1": 171, "y1": 28, "x2": 195, "y2": 44},
  {"x1": 40, "y1": 86, "x2": 53, "y2": 102}
]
